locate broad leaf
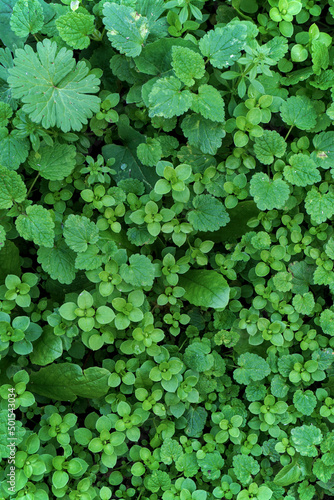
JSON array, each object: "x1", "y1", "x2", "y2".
[{"x1": 179, "y1": 270, "x2": 229, "y2": 309}]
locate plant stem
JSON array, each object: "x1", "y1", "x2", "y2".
[
  {"x1": 284, "y1": 125, "x2": 294, "y2": 141},
  {"x1": 27, "y1": 173, "x2": 40, "y2": 197}
]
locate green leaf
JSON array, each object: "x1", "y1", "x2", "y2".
[
  {"x1": 313, "y1": 459, "x2": 333, "y2": 483},
  {"x1": 137, "y1": 138, "x2": 162, "y2": 167},
  {"x1": 63, "y1": 214, "x2": 99, "y2": 253},
  {"x1": 283, "y1": 154, "x2": 321, "y2": 187},
  {"x1": 199, "y1": 23, "x2": 247, "y2": 69},
  {"x1": 146, "y1": 470, "x2": 171, "y2": 493},
  {"x1": 288, "y1": 260, "x2": 314, "y2": 294},
  {"x1": 280, "y1": 96, "x2": 317, "y2": 131},
  {"x1": 191, "y1": 84, "x2": 225, "y2": 123},
  {"x1": 250, "y1": 173, "x2": 289, "y2": 210},
  {"x1": 148, "y1": 76, "x2": 193, "y2": 118},
  {"x1": 184, "y1": 406, "x2": 207, "y2": 437},
  {"x1": 0, "y1": 241, "x2": 21, "y2": 280},
  {"x1": 304, "y1": 187, "x2": 334, "y2": 224},
  {"x1": 29, "y1": 363, "x2": 110, "y2": 401},
  {"x1": 37, "y1": 239, "x2": 76, "y2": 285},
  {"x1": 291, "y1": 425, "x2": 323, "y2": 457},
  {"x1": 253, "y1": 130, "x2": 287, "y2": 165},
  {"x1": 0, "y1": 128, "x2": 29, "y2": 170},
  {"x1": 181, "y1": 113, "x2": 226, "y2": 155},
  {"x1": 28, "y1": 142, "x2": 76, "y2": 181},
  {"x1": 198, "y1": 451, "x2": 224, "y2": 481},
  {"x1": 312, "y1": 131, "x2": 334, "y2": 170},
  {"x1": 274, "y1": 461, "x2": 301, "y2": 487},
  {"x1": 179, "y1": 270, "x2": 230, "y2": 309},
  {"x1": 56, "y1": 11, "x2": 95, "y2": 50},
  {"x1": 292, "y1": 292, "x2": 315, "y2": 315},
  {"x1": 319, "y1": 309, "x2": 334, "y2": 336},
  {"x1": 187, "y1": 194, "x2": 229, "y2": 232},
  {"x1": 0, "y1": 165, "x2": 26, "y2": 209},
  {"x1": 184, "y1": 342, "x2": 214, "y2": 372},
  {"x1": 16, "y1": 204, "x2": 55, "y2": 248},
  {"x1": 29, "y1": 327, "x2": 63, "y2": 366},
  {"x1": 103, "y1": 3, "x2": 149, "y2": 58},
  {"x1": 160, "y1": 438, "x2": 183, "y2": 465},
  {"x1": 0, "y1": 0, "x2": 26, "y2": 49},
  {"x1": 119, "y1": 254, "x2": 155, "y2": 287},
  {"x1": 171, "y1": 46, "x2": 205, "y2": 87},
  {"x1": 312, "y1": 40, "x2": 329, "y2": 75},
  {"x1": 8, "y1": 39, "x2": 100, "y2": 132},
  {"x1": 234, "y1": 353, "x2": 271, "y2": 384},
  {"x1": 233, "y1": 455, "x2": 260, "y2": 485},
  {"x1": 0, "y1": 102, "x2": 12, "y2": 127},
  {"x1": 293, "y1": 390, "x2": 317, "y2": 416},
  {"x1": 10, "y1": 0, "x2": 43, "y2": 38}
]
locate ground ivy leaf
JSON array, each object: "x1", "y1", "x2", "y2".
[
  {"x1": 103, "y1": 3, "x2": 149, "y2": 58},
  {"x1": 28, "y1": 142, "x2": 76, "y2": 181},
  {"x1": 199, "y1": 23, "x2": 247, "y2": 69},
  {"x1": 29, "y1": 327, "x2": 63, "y2": 366},
  {"x1": 181, "y1": 113, "x2": 226, "y2": 155},
  {"x1": 290, "y1": 425, "x2": 323, "y2": 457},
  {"x1": 56, "y1": 11, "x2": 95, "y2": 50},
  {"x1": 280, "y1": 95, "x2": 317, "y2": 131},
  {"x1": 253, "y1": 130, "x2": 287, "y2": 165},
  {"x1": 0, "y1": 165, "x2": 26, "y2": 209},
  {"x1": 304, "y1": 187, "x2": 334, "y2": 224},
  {"x1": 184, "y1": 406, "x2": 207, "y2": 437},
  {"x1": 191, "y1": 84, "x2": 225, "y2": 123},
  {"x1": 148, "y1": 76, "x2": 193, "y2": 118},
  {"x1": 28, "y1": 363, "x2": 110, "y2": 401},
  {"x1": 63, "y1": 214, "x2": 99, "y2": 253},
  {"x1": 250, "y1": 173, "x2": 289, "y2": 210},
  {"x1": 120, "y1": 254, "x2": 155, "y2": 287},
  {"x1": 8, "y1": 39, "x2": 100, "y2": 132},
  {"x1": 37, "y1": 239, "x2": 76, "y2": 285},
  {"x1": 171, "y1": 46, "x2": 205, "y2": 87},
  {"x1": 10, "y1": 0, "x2": 44, "y2": 38},
  {"x1": 179, "y1": 270, "x2": 229, "y2": 309},
  {"x1": 187, "y1": 194, "x2": 229, "y2": 231},
  {"x1": 234, "y1": 353, "x2": 271, "y2": 384},
  {"x1": 16, "y1": 204, "x2": 55, "y2": 248},
  {"x1": 283, "y1": 153, "x2": 321, "y2": 186},
  {"x1": 137, "y1": 138, "x2": 162, "y2": 167},
  {"x1": 293, "y1": 390, "x2": 317, "y2": 416}
]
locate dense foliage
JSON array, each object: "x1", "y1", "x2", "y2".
[{"x1": 1, "y1": 0, "x2": 334, "y2": 499}]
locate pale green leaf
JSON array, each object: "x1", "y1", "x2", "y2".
[
  {"x1": 304, "y1": 187, "x2": 334, "y2": 224},
  {"x1": 0, "y1": 165, "x2": 26, "y2": 209},
  {"x1": 250, "y1": 173, "x2": 289, "y2": 210},
  {"x1": 234, "y1": 353, "x2": 271, "y2": 384},
  {"x1": 171, "y1": 46, "x2": 205, "y2": 87},
  {"x1": 199, "y1": 23, "x2": 247, "y2": 69},
  {"x1": 16, "y1": 204, "x2": 55, "y2": 248},
  {"x1": 148, "y1": 76, "x2": 193, "y2": 118},
  {"x1": 191, "y1": 84, "x2": 225, "y2": 123},
  {"x1": 10, "y1": 0, "x2": 43, "y2": 38},
  {"x1": 280, "y1": 96, "x2": 317, "y2": 131},
  {"x1": 181, "y1": 113, "x2": 226, "y2": 155},
  {"x1": 63, "y1": 214, "x2": 99, "y2": 253},
  {"x1": 137, "y1": 138, "x2": 162, "y2": 167},
  {"x1": 179, "y1": 270, "x2": 229, "y2": 309},
  {"x1": 253, "y1": 130, "x2": 287, "y2": 165},
  {"x1": 293, "y1": 390, "x2": 317, "y2": 416},
  {"x1": 120, "y1": 254, "x2": 155, "y2": 287},
  {"x1": 56, "y1": 11, "x2": 95, "y2": 50},
  {"x1": 290, "y1": 425, "x2": 322, "y2": 457},
  {"x1": 283, "y1": 154, "x2": 321, "y2": 187},
  {"x1": 28, "y1": 142, "x2": 76, "y2": 180}
]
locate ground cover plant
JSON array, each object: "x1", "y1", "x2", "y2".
[{"x1": 1, "y1": 0, "x2": 334, "y2": 498}]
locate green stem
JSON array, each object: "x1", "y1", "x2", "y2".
[
  {"x1": 27, "y1": 173, "x2": 40, "y2": 197},
  {"x1": 284, "y1": 125, "x2": 294, "y2": 141}
]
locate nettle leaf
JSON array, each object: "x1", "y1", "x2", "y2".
[
  {"x1": 145, "y1": 470, "x2": 171, "y2": 493},
  {"x1": 191, "y1": 84, "x2": 225, "y2": 123},
  {"x1": 37, "y1": 239, "x2": 76, "y2": 285},
  {"x1": 56, "y1": 11, "x2": 95, "y2": 50},
  {"x1": 280, "y1": 95, "x2": 317, "y2": 131},
  {"x1": 137, "y1": 138, "x2": 162, "y2": 167},
  {"x1": 63, "y1": 214, "x2": 99, "y2": 253},
  {"x1": 10, "y1": 0, "x2": 43, "y2": 38},
  {"x1": 171, "y1": 46, "x2": 205, "y2": 87},
  {"x1": 120, "y1": 254, "x2": 155, "y2": 287},
  {"x1": 0, "y1": 0, "x2": 26, "y2": 49},
  {"x1": 8, "y1": 39, "x2": 100, "y2": 132},
  {"x1": 290, "y1": 425, "x2": 323, "y2": 457},
  {"x1": 184, "y1": 406, "x2": 207, "y2": 437},
  {"x1": 160, "y1": 438, "x2": 183, "y2": 464},
  {"x1": 283, "y1": 154, "x2": 321, "y2": 187},
  {"x1": 199, "y1": 23, "x2": 247, "y2": 69},
  {"x1": 184, "y1": 342, "x2": 214, "y2": 372},
  {"x1": 292, "y1": 292, "x2": 315, "y2": 315},
  {"x1": 253, "y1": 130, "x2": 287, "y2": 165},
  {"x1": 0, "y1": 165, "x2": 26, "y2": 209},
  {"x1": 233, "y1": 455, "x2": 260, "y2": 485},
  {"x1": 293, "y1": 390, "x2": 317, "y2": 416},
  {"x1": 234, "y1": 353, "x2": 271, "y2": 384},
  {"x1": 0, "y1": 128, "x2": 29, "y2": 170},
  {"x1": 312, "y1": 131, "x2": 334, "y2": 169},
  {"x1": 187, "y1": 194, "x2": 229, "y2": 232},
  {"x1": 198, "y1": 451, "x2": 224, "y2": 481},
  {"x1": 319, "y1": 309, "x2": 334, "y2": 336},
  {"x1": 28, "y1": 142, "x2": 76, "y2": 181},
  {"x1": 148, "y1": 76, "x2": 193, "y2": 118},
  {"x1": 16, "y1": 205, "x2": 55, "y2": 248},
  {"x1": 103, "y1": 3, "x2": 149, "y2": 58},
  {"x1": 179, "y1": 270, "x2": 229, "y2": 310},
  {"x1": 304, "y1": 187, "x2": 334, "y2": 224},
  {"x1": 250, "y1": 173, "x2": 289, "y2": 210},
  {"x1": 181, "y1": 114, "x2": 226, "y2": 155},
  {"x1": 29, "y1": 363, "x2": 110, "y2": 401}
]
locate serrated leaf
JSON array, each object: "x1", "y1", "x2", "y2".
[
  {"x1": 0, "y1": 128, "x2": 29, "y2": 170},
  {"x1": 29, "y1": 327, "x2": 63, "y2": 366},
  {"x1": 283, "y1": 154, "x2": 321, "y2": 187},
  {"x1": 311, "y1": 131, "x2": 334, "y2": 169},
  {"x1": 137, "y1": 138, "x2": 162, "y2": 166},
  {"x1": 16, "y1": 204, "x2": 55, "y2": 248},
  {"x1": 0, "y1": 0, "x2": 26, "y2": 49},
  {"x1": 288, "y1": 260, "x2": 314, "y2": 294},
  {"x1": 184, "y1": 342, "x2": 214, "y2": 372},
  {"x1": 199, "y1": 23, "x2": 247, "y2": 69},
  {"x1": 0, "y1": 241, "x2": 21, "y2": 280},
  {"x1": 312, "y1": 40, "x2": 329, "y2": 76},
  {"x1": 179, "y1": 270, "x2": 229, "y2": 309},
  {"x1": 181, "y1": 113, "x2": 226, "y2": 155},
  {"x1": 253, "y1": 130, "x2": 287, "y2": 165},
  {"x1": 233, "y1": 455, "x2": 260, "y2": 485},
  {"x1": 0, "y1": 102, "x2": 13, "y2": 127},
  {"x1": 171, "y1": 46, "x2": 205, "y2": 87},
  {"x1": 250, "y1": 173, "x2": 289, "y2": 210},
  {"x1": 28, "y1": 142, "x2": 76, "y2": 180},
  {"x1": 191, "y1": 84, "x2": 225, "y2": 123},
  {"x1": 119, "y1": 254, "x2": 155, "y2": 287},
  {"x1": 63, "y1": 214, "x2": 99, "y2": 253},
  {"x1": 8, "y1": 39, "x2": 100, "y2": 132},
  {"x1": 103, "y1": 3, "x2": 149, "y2": 58},
  {"x1": 75, "y1": 246, "x2": 102, "y2": 271},
  {"x1": 148, "y1": 76, "x2": 193, "y2": 118},
  {"x1": 292, "y1": 292, "x2": 315, "y2": 315},
  {"x1": 37, "y1": 239, "x2": 76, "y2": 285},
  {"x1": 293, "y1": 390, "x2": 317, "y2": 416},
  {"x1": 29, "y1": 363, "x2": 110, "y2": 401},
  {"x1": 10, "y1": 0, "x2": 43, "y2": 38},
  {"x1": 160, "y1": 438, "x2": 183, "y2": 464},
  {"x1": 187, "y1": 194, "x2": 229, "y2": 232},
  {"x1": 0, "y1": 165, "x2": 26, "y2": 209},
  {"x1": 56, "y1": 11, "x2": 95, "y2": 50},
  {"x1": 280, "y1": 95, "x2": 317, "y2": 131},
  {"x1": 234, "y1": 353, "x2": 271, "y2": 384},
  {"x1": 291, "y1": 425, "x2": 322, "y2": 457},
  {"x1": 304, "y1": 187, "x2": 334, "y2": 224},
  {"x1": 184, "y1": 406, "x2": 207, "y2": 437}
]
